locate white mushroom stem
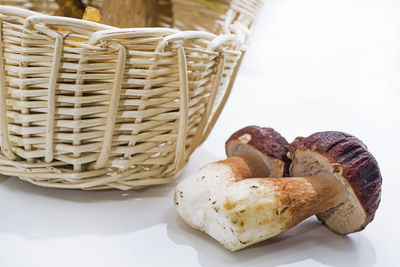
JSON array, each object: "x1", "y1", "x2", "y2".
[
  {"x1": 175, "y1": 169, "x2": 347, "y2": 251},
  {"x1": 174, "y1": 156, "x2": 269, "y2": 229}
]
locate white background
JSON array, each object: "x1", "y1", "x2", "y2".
[{"x1": 0, "y1": 0, "x2": 399, "y2": 266}]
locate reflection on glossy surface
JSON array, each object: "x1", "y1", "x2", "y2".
[
  {"x1": 0, "y1": 176, "x2": 174, "y2": 238},
  {"x1": 167, "y1": 212, "x2": 376, "y2": 267}
]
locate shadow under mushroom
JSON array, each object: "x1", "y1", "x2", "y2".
[{"x1": 166, "y1": 209, "x2": 377, "y2": 267}]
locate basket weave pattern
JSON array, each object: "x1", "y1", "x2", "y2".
[{"x1": 0, "y1": 0, "x2": 262, "y2": 190}]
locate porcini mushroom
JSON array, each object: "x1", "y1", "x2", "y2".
[
  {"x1": 174, "y1": 126, "x2": 290, "y2": 233},
  {"x1": 288, "y1": 131, "x2": 382, "y2": 234},
  {"x1": 226, "y1": 126, "x2": 291, "y2": 177},
  {"x1": 174, "y1": 130, "x2": 382, "y2": 251}
]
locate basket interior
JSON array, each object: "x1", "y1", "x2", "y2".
[{"x1": 0, "y1": 0, "x2": 233, "y2": 34}]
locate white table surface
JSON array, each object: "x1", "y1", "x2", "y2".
[{"x1": 1, "y1": 1, "x2": 399, "y2": 266}]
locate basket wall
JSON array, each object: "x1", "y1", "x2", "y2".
[{"x1": 0, "y1": 0, "x2": 262, "y2": 190}]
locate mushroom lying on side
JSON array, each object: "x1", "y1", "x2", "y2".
[
  {"x1": 174, "y1": 126, "x2": 290, "y2": 241},
  {"x1": 174, "y1": 130, "x2": 382, "y2": 251}
]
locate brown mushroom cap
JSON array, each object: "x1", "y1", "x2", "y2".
[
  {"x1": 225, "y1": 126, "x2": 291, "y2": 177},
  {"x1": 289, "y1": 131, "x2": 382, "y2": 234}
]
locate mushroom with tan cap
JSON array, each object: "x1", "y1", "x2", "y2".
[{"x1": 174, "y1": 130, "x2": 382, "y2": 251}]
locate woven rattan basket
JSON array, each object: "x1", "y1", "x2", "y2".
[{"x1": 0, "y1": 0, "x2": 262, "y2": 190}]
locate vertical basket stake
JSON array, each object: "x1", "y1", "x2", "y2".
[
  {"x1": 200, "y1": 52, "x2": 245, "y2": 145},
  {"x1": 165, "y1": 44, "x2": 189, "y2": 174},
  {"x1": 0, "y1": 19, "x2": 16, "y2": 160},
  {"x1": 45, "y1": 34, "x2": 63, "y2": 163},
  {"x1": 187, "y1": 50, "x2": 226, "y2": 156},
  {"x1": 92, "y1": 43, "x2": 126, "y2": 170}
]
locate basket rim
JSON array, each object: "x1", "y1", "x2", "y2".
[{"x1": 0, "y1": 4, "x2": 248, "y2": 51}]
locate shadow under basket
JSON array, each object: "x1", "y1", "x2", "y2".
[{"x1": 0, "y1": 0, "x2": 262, "y2": 190}]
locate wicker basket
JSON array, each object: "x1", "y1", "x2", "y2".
[{"x1": 0, "y1": 0, "x2": 262, "y2": 190}]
